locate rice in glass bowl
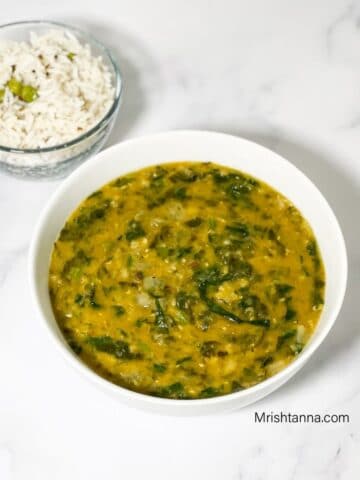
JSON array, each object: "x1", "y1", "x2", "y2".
[{"x1": 0, "y1": 21, "x2": 122, "y2": 179}]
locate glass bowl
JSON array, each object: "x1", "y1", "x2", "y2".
[{"x1": 0, "y1": 20, "x2": 122, "y2": 179}]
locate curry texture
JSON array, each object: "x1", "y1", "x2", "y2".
[{"x1": 49, "y1": 162, "x2": 325, "y2": 399}]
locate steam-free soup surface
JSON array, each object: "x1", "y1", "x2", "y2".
[{"x1": 49, "y1": 162, "x2": 325, "y2": 399}]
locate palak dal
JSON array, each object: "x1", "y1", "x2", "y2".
[{"x1": 49, "y1": 162, "x2": 325, "y2": 399}]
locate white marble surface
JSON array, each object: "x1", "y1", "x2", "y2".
[{"x1": 1, "y1": 1, "x2": 360, "y2": 478}]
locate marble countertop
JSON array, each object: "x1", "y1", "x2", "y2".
[{"x1": 1, "y1": 1, "x2": 359, "y2": 479}]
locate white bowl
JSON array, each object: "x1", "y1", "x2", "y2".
[{"x1": 29, "y1": 130, "x2": 347, "y2": 415}]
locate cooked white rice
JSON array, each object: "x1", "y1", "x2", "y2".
[{"x1": 0, "y1": 29, "x2": 114, "y2": 149}]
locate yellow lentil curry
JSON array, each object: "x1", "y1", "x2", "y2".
[{"x1": 49, "y1": 162, "x2": 325, "y2": 399}]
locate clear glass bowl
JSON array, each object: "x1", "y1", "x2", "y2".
[{"x1": 0, "y1": 20, "x2": 122, "y2": 179}]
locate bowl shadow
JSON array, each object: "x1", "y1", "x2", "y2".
[{"x1": 210, "y1": 127, "x2": 359, "y2": 406}]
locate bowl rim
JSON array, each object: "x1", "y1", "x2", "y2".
[
  {"x1": 0, "y1": 19, "x2": 122, "y2": 154},
  {"x1": 29, "y1": 130, "x2": 348, "y2": 409}
]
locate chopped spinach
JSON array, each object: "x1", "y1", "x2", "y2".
[
  {"x1": 259, "y1": 356, "x2": 273, "y2": 367},
  {"x1": 74, "y1": 284, "x2": 101, "y2": 309},
  {"x1": 62, "y1": 249, "x2": 91, "y2": 280},
  {"x1": 153, "y1": 363, "x2": 167, "y2": 373},
  {"x1": 268, "y1": 228, "x2": 286, "y2": 255},
  {"x1": 185, "y1": 217, "x2": 203, "y2": 227},
  {"x1": 228, "y1": 258, "x2": 253, "y2": 277},
  {"x1": 249, "y1": 319, "x2": 271, "y2": 327},
  {"x1": 208, "y1": 218, "x2": 217, "y2": 229},
  {"x1": 155, "y1": 246, "x2": 170, "y2": 258},
  {"x1": 156, "y1": 246, "x2": 192, "y2": 260},
  {"x1": 226, "y1": 331, "x2": 264, "y2": 350},
  {"x1": 86, "y1": 284, "x2": 102, "y2": 309},
  {"x1": 238, "y1": 294, "x2": 268, "y2": 320},
  {"x1": 276, "y1": 283, "x2": 294, "y2": 297},
  {"x1": 173, "y1": 186, "x2": 187, "y2": 200},
  {"x1": 200, "y1": 386, "x2": 221, "y2": 398},
  {"x1": 200, "y1": 341, "x2": 219, "y2": 357},
  {"x1": 176, "y1": 356, "x2": 192, "y2": 365},
  {"x1": 210, "y1": 231, "x2": 255, "y2": 262},
  {"x1": 176, "y1": 291, "x2": 194, "y2": 311},
  {"x1": 226, "y1": 222, "x2": 249, "y2": 237},
  {"x1": 112, "y1": 305, "x2": 126, "y2": 316},
  {"x1": 68, "y1": 339, "x2": 82, "y2": 355},
  {"x1": 242, "y1": 366, "x2": 265, "y2": 384},
  {"x1": 193, "y1": 265, "x2": 222, "y2": 285},
  {"x1": 284, "y1": 305, "x2": 297, "y2": 321},
  {"x1": 312, "y1": 277, "x2": 325, "y2": 308},
  {"x1": 277, "y1": 330, "x2": 297, "y2": 349},
  {"x1": 112, "y1": 176, "x2": 133, "y2": 187},
  {"x1": 146, "y1": 185, "x2": 188, "y2": 209},
  {"x1": 170, "y1": 168, "x2": 199, "y2": 183},
  {"x1": 231, "y1": 381, "x2": 245, "y2": 392},
  {"x1": 74, "y1": 293, "x2": 85, "y2": 306},
  {"x1": 201, "y1": 297, "x2": 245, "y2": 323},
  {"x1": 87, "y1": 336, "x2": 137, "y2": 359},
  {"x1": 126, "y1": 255, "x2": 133, "y2": 267},
  {"x1": 267, "y1": 283, "x2": 294, "y2": 303},
  {"x1": 312, "y1": 289, "x2": 324, "y2": 309},
  {"x1": 194, "y1": 266, "x2": 270, "y2": 327},
  {"x1": 195, "y1": 313, "x2": 214, "y2": 331},
  {"x1": 306, "y1": 240, "x2": 317, "y2": 257},
  {"x1": 175, "y1": 246, "x2": 192, "y2": 258},
  {"x1": 87, "y1": 190, "x2": 103, "y2": 199},
  {"x1": 210, "y1": 170, "x2": 258, "y2": 193},
  {"x1": 154, "y1": 299, "x2": 170, "y2": 333},
  {"x1": 59, "y1": 202, "x2": 109, "y2": 241},
  {"x1": 149, "y1": 166, "x2": 167, "y2": 191},
  {"x1": 306, "y1": 240, "x2": 321, "y2": 269},
  {"x1": 125, "y1": 220, "x2": 146, "y2": 242},
  {"x1": 135, "y1": 318, "x2": 152, "y2": 328},
  {"x1": 157, "y1": 382, "x2": 187, "y2": 399}
]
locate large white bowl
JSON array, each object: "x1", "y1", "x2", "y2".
[{"x1": 29, "y1": 130, "x2": 347, "y2": 415}]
